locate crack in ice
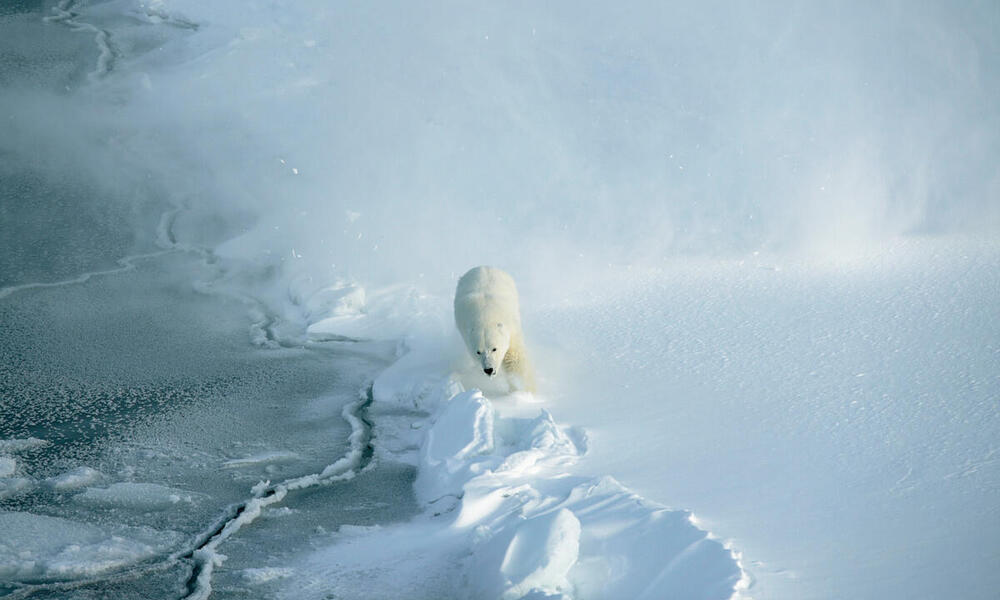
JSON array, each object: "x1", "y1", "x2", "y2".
[
  {"x1": 43, "y1": 0, "x2": 117, "y2": 81},
  {"x1": 180, "y1": 389, "x2": 375, "y2": 600}
]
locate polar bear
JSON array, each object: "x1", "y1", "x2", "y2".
[{"x1": 454, "y1": 266, "x2": 535, "y2": 392}]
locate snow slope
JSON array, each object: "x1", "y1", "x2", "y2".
[
  {"x1": 284, "y1": 236, "x2": 1000, "y2": 599},
  {"x1": 533, "y1": 238, "x2": 1000, "y2": 599}
]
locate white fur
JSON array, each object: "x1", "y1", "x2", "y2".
[{"x1": 454, "y1": 266, "x2": 535, "y2": 392}]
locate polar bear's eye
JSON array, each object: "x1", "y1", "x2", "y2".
[
  {"x1": 491, "y1": 348, "x2": 497, "y2": 352},
  {"x1": 476, "y1": 351, "x2": 482, "y2": 355}
]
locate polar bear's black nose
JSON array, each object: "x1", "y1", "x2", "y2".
[{"x1": 484, "y1": 368, "x2": 494, "y2": 376}]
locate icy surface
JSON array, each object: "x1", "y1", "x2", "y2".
[
  {"x1": 0, "y1": 512, "x2": 183, "y2": 583},
  {"x1": 44, "y1": 466, "x2": 103, "y2": 491},
  {"x1": 0, "y1": 247, "x2": 399, "y2": 598},
  {"x1": 73, "y1": 482, "x2": 202, "y2": 511}
]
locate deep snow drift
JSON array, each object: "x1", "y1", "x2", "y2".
[{"x1": 2, "y1": 0, "x2": 999, "y2": 598}]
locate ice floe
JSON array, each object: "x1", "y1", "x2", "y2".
[
  {"x1": 241, "y1": 566, "x2": 295, "y2": 584},
  {"x1": 0, "y1": 478, "x2": 33, "y2": 500},
  {"x1": 0, "y1": 438, "x2": 50, "y2": 453},
  {"x1": 43, "y1": 466, "x2": 104, "y2": 491},
  {"x1": 0, "y1": 456, "x2": 15, "y2": 478},
  {"x1": 0, "y1": 512, "x2": 183, "y2": 583},
  {"x1": 73, "y1": 482, "x2": 201, "y2": 510}
]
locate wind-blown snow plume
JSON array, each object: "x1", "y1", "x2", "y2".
[{"x1": 5, "y1": 0, "x2": 995, "y2": 295}]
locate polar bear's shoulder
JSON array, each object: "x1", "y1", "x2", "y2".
[{"x1": 456, "y1": 266, "x2": 517, "y2": 298}]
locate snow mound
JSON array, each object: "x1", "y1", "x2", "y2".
[
  {"x1": 73, "y1": 482, "x2": 201, "y2": 510},
  {"x1": 0, "y1": 512, "x2": 183, "y2": 583},
  {"x1": 416, "y1": 389, "x2": 496, "y2": 502},
  {"x1": 496, "y1": 508, "x2": 581, "y2": 600},
  {"x1": 0, "y1": 456, "x2": 15, "y2": 478},
  {"x1": 305, "y1": 283, "x2": 449, "y2": 343},
  {"x1": 369, "y1": 331, "x2": 744, "y2": 599}
]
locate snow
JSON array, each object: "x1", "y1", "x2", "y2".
[
  {"x1": 1, "y1": 0, "x2": 998, "y2": 598},
  {"x1": 531, "y1": 239, "x2": 1000, "y2": 599},
  {"x1": 495, "y1": 508, "x2": 581, "y2": 600},
  {"x1": 284, "y1": 310, "x2": 744, "y2": 599},
  {"x1": 275, "y1": 235, "x2": 999, "y2": 599},
  {"x1": 416, "y1": 389, "x2": 497, "y2": 502}
]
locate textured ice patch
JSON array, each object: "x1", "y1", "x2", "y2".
[
  {"x1": 223, "y1": 451, "x2": 300, "y2": 468},
  {"x1": 0, "y1": 456, "x2": 15, "y2": 478},
  {"x1": 73, "y1": 482, "x2": 201, "y2": 510},
  {"x1": 0, "y1": 477, "x2": 33, "y2": 499},
  {"x1": 44, "y1": 466, "x2": 103, "y2": 491},
  {"x1": 0, "y1": 438, "x2": 49, "y2": 453},
  {"x1": 336, "y1": 524, "x2": 382, "y2": 536},
  {"x1": 0, "y1": 512, "x2": 183, "y2": 583},
  {"x1": 242, "y1": 566, "x2": 295, "y2": 584},
  {"x1": 183, "y1": 396, "x2": 375, "y2": 600}
]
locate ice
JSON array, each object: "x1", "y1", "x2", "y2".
[
  {"x1": 0, "y1": 456, "x2": 15, "y2": 478},
  {"x1": 241, "y1": 567, "x2": 295, "y2": 584},
  {"x1": 0, "y1": 438, "x2": 49, "y2": 453},
  {"x1": 223, "y1": 451, "x2": 301, "y2": 468},
  {"x1": 73, "y1": 482, "x2": 202, "y2": 510},
  {"x1": 44, "y1": 466, "x2": 103, "y2": 490},
  {"x1": 0, "y1": 512, "x2": 183, "y2": 583},
  {"x1": 0, "y1": 478, "x2": 33, "y2": 500}
]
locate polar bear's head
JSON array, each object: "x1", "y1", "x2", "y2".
[{"x1": 472, "y1": 322, "x2": 510, "y2": 377}]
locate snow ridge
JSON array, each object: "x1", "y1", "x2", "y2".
[{"x1": 352, "y1": 292, "x2": 749, "y2": 600}]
